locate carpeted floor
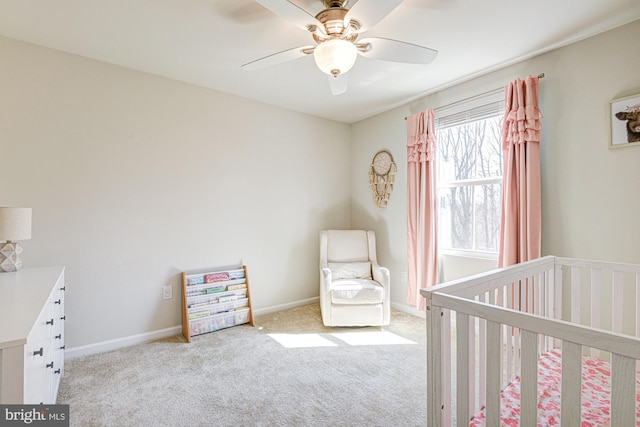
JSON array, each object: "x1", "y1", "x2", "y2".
[{"x1": 58, "y1": 303, "x2": 427, "y2": 426}]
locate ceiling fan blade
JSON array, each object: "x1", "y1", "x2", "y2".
[
  {"x1": 255, "y1": 0, "x2": 323, "y2": 32},
  {"x1": 328, "y1": 74, "x2": 348, "y2": 96},
  {"x1": 242, "y1": 46, "x2": 314, "y2": 71},
  {"x1": 358, "y1": 37, "x2": 438, "y2": 65},
  {"x1": 344, "y1": 0, "x2": 404, "y2": 33}
]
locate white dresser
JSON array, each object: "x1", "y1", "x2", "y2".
[{"x1": 0, "y1": 266, "x2": 65, "y2": 404}]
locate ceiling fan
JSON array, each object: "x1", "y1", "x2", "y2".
[{"x1": 242, "y1": 0, "x2": 438, "y2": 95}]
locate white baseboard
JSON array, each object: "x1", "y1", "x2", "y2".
[
  {"x1": 252, "y1": 297, "x2": 319, "y2": 316},
  {"x1": 64, "y1": 297, "x2": 320, "y2": 360},
  {"x1": 390, "y1": 302, "x2": 426, "y2": 319},
  {"x1": 65, "y1": 325, "x2": 182, "y2": 360}
]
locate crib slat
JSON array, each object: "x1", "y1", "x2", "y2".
[
  {"x1": 442, "y1": 310, "x2": 452, "y2": 423},
  {"x1": 611, "y1": 353, "x2": 636, "y2": 426},
  {"x1": 541, "y1": 271, "x2": 548, "y2": 351},
  {"x1": 505, "y1": 324, "x2": 513, "y2": 387},
  {"x1": 571, "y1": 266, "x2": 581, "y2": 323},
  {"x1": 560, "y1": 341, "x2": 581, "y2": 426},
  {"x1": 497, "y1": 286, "x2": 505, "y2": 389},
  {"x1": 537, "y1": 273, "x2": 543, "y2": 318},
  {"x1": 536, "y1": 273, "x2": 541, "y2": 313},
  {"x1": 478, "y1": 293, "x2": 487, "y2": 409},
  {"x1": 456, "y1": 312, "x2": 470, "y2": 425},
  {"x1": 521, "y1": 330, "x2": 538, "y2": 426},
  {"x1": 549, "y1": 265, "x2": 563, "y2": 347},
  {"x1": 468, "y1": 315, "x2": 476, "y2": 419},
  {"x1": 534, "y1": 274, "x2": 543, "y2": 353},
  {"x1": 426, "y1": 305, "x2": 442, "y2": 427},
  {"x1": 514, "y1": 282, "x2": 521, "y2": 375},
  {"x1": 590, "y1": 269, "x2": 601, "y2": 359},
  {"x1": 554, "y1": 264, "x2": 563, "y2": 320},
  {"x1": 505, "y1": 284, "x2": 514, "y2": 387},
  {"x1": 590, "y1": 269, "x2": 601, "y2": 328},
  {"x1": 485, "y1": 320, "x2": 501, "y2": 427},
  {"x1": 612, "y1": 271, "x2": 624, "y2": 334},
  {"x1": 546, "y1": 268, "x2": 554, "y2": 350},
  {"x1": 553, "y1": 265, "x2": 563, "y2": 349},
  {"x1": 528, "y1": 275, "x2": 534, "y2": 314}
]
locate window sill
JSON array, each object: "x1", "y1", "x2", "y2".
[{"x1": 439, "y1": 249, "x2": 498, "y2": 261}]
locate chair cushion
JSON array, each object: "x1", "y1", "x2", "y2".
[
  {"x1": 328, "y1": 262, "x2": 372, "y2": 280},
  {"x1": 329, "y1": 278, "x2": 384, "y2": 304}
]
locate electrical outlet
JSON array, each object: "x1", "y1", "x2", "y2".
[
  {"x1": 401, "y1": 272, "x2": 408, "y2": 283},
  {"x1": 162, "y1": 285, "x2": 172, "y2": 300}
]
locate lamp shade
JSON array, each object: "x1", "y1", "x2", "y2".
[
  {"x1": 0, "y1": 207, "x2": 32, "y2": 241},
  {"x1": 313, "y1": 39, "x2": 358, "y2": 76}
]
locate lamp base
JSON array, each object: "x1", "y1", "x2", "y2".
[{"x1": 0, "y1": 241, "x2": 23, "y2": 272}]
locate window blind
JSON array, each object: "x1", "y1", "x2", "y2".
[{"x1": 435, "y1": 89, "x2": 504, "y2": 129}]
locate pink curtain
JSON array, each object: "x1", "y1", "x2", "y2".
[
  {"x1": 498, "y1": 76, "x2": 543, "y2": 267},
  {"x1": 406, "y1": 110, "x2": 438, "y2": 310}
]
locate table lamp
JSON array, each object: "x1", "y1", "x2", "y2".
[{"x1": 0, "y1": 207, "x2": 32, "y2": 272}]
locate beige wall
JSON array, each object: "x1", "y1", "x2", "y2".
[
  {"x1": 351, "y1": 20, "x2": 640, "y2": 311},
  {"x1": 1, "y1": 37, "x2": 352, "y2": 350}
]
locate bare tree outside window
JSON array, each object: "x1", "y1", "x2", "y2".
[{"x1": 437, "y1": 115, "x2": 503, "y2": 254}]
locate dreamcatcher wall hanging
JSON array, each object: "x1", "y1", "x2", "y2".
[{"x1": 369, "y1": 150, "x2": 397, "y2": 208}]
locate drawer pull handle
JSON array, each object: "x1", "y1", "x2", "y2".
[
  {"x1": 60, "y1": 316, "x2": 66, "y2": 321},
  {"x1": 54, "y1": 369, "x2": 61, "y2": 374},
  {"x1": 54, "y1": 299, "x2": 61, "y2": 304},
  {"x1": 46, "y1": 362, "x2": 54, "y2": 369},
  {"x1": 55, "y1": 334, "x2": 62, "y2": 339},
  {"x1": 33, "y1": 348, "x2": 44, "y2": 356},
  {"x1": 46, "y1": 319, "x2": 54, "y2": 325}
]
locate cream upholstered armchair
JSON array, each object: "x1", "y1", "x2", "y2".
[{"x1": 319, "y1": 230, "x2": 390, "y2": 327}]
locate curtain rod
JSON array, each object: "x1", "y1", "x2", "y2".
[{"x1": 404, "y1": 73, "x2": 545, "y2": 120}]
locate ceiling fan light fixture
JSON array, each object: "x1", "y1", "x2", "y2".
[{"x1": 313, "y1": 38, "x2": 357, "y2": 77}]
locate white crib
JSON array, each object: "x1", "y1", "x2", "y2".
[{"x1": 421, "y1": 255, "x2": 640, "y2": 426}]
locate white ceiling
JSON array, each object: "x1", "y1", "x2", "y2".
[{"x1": 0, "y1": 0, "x2": 638, "y2": 123}]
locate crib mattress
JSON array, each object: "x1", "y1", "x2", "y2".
[{"x1": 469, "y1": 349, "x2": 640, "y2": 427}]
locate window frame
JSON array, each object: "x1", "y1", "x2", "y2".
[{"x1": 435, "y1": 90, "x2": 505, "y2": 259}]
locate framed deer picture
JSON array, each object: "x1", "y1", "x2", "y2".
[{"x1": 610, "y1": 93, "x2": 640, "y2": 149}]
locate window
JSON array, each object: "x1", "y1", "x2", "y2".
[{"x1": 436, "y1": 92, "x2": 504, "y2": 256}]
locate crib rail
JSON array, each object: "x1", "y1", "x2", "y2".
[{"x1": 421, "y1": 255, "x2": 640, "y2": 427}]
